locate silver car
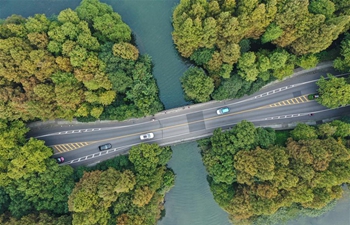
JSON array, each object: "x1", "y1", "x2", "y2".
[{"x1": 140, "y1": 133, "x2": 154, "y2": 140}]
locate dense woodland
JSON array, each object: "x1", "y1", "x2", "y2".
[
  {"x1": 0, "y1": 0, "x2": 163, "y2": 122},
  {"x1": 0, "y1": 119, "x2": 175, "y2": 225},
  {"x1": 319, "y1": 33, "x2": 350, "y2": 108},
  {"x1": 0, "y1": 0, "x2": 175, "y2": 224},
  {"x1": 1, "y1": 0, "x2": 350, "y2": 224},
  {"x1": 198, "y1": 119, "x2": 350, "y2": 224},
  {"x1": 173, "y1": 0, "x2": 350, "y2": 103}
]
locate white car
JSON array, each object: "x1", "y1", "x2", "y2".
[{"x1": 140, "y1": 133, "x2": 154, "y2": 140}]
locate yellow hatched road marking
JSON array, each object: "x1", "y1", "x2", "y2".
[
  {"x1": 53, "y1": 94, "x2": 313, "y2": 154},
  {"x1": 269, "y1": 95, "x2": 311, "y2": 108},
  {"x1": 60, "y1": 145, "x2": 69, "y2": 151},
  {"x1": 55, "y1": 145, "x2": 65, "y2": 153},
  {"x1": 53, "y1": 142, "x2": 91, "y2": 153},
  {"x1": 302, "y1": 96, "x2": 309, "y2": 101}
]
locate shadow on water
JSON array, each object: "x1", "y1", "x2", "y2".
[{"x1": 158, "y1": 142, "x2": 231, "y2": 225}]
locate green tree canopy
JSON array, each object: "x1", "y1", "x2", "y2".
[
  {"x1": 180, "y1": 67, "x2": 214, "y2": 103},
  {"x1": 316, "y1": 74, "x2": 350, "y2": 108}
]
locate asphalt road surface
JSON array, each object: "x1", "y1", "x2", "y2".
[{"x1": 28, "y1": 65, "x2": 350, "y2": 167}]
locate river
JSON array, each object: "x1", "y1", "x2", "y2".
[{"x1": 1, "y1": 1, "x2": 349, "y2": 225}]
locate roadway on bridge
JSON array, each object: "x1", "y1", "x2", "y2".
[{"x1": 28, "y1": 65, "x2": 350, "y2": 167}]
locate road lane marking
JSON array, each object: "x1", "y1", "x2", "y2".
[
  {"x1": 52, "y1": 142, "x2": 90, "y2": 153},
  {"x1": 52, "y1": 94, "x2": 316, "y2": 154},
  {"x1": 269, "y1": 95, "x2": 312, "y2": 107}
]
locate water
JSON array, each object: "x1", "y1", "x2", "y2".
[
  {"x1": 104, "y1": 0, "x2": 190, "y2": 109},
  {"x1": 158, "y1": 142, "x2": 231, "y2": 225},
  {"x1": 1, "y1": 1, "x2": 350, "y2": 225},
  {"x1": 287, "y1": 188, "x2": 350, "y2": 225}
]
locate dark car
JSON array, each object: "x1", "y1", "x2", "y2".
[
  {"x1": 307, "y1": 93, "x2": 320, "y2": 100},
  {"x1": 98, "y1": 143, "x2": 112, "y2": 151},
  {"x1": 55, "y1": 156, "x2": 65, "y2": 164}
]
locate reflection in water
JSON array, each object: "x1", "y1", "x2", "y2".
[
  {"x1": 158, "y1": 142, "x2": 231, "y2": 225},
  {"x1": 287, "y1": 187, "x2": 350, "y2": 225}
]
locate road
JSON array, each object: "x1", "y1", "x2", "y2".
[{"x1": 27, "y1": 65, "x2": 350, "y2": 167}]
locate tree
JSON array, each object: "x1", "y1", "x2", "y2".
[
  {"x1": 25, "y1": 14, "x2": 51, "y2": 33},
  {"x1": 317, "y1": 123, "x2": 337, "y2": 138},
  {"x1": 93, "y1": 13, "x2": 131, "y2": 43},
  {"x1": 237, "y1": 52, "x2": 259, "y2": 81},
  {"x1": 68, "y1": 171, "x2": 108, "y2": 225},
  {"x1": 316, "y1": 74, "x2": 350, "y2": 108},
  {"x1": 68, "y1": 168, "x2": 135, "y2": 225},
  {"x1": 232, "y1": 120, "x2": 257, "y2": 150},
  {"x1": 13, "y1": 160, "x2": 74, "y2": 214},
  {"x1": 334, "y1": 33, "x2": 350, "y2": 72},
  {"x1": 190, "y1": 48, "x2": 215, "y2": 66},
  {"x1": 180, "y1": 67, "x2": 214, "y2": 102},
  {"x1": 128, "y1": 144, "x2": 171, "y2": 175},
  {"x1": 290, "y1": 16, "x2": 350, "y2": 55},
  {"x1": 261, "y1": 23, "x2": 283, "y2": 44},
  {"x1": 273, "y1": 0, "x2": 314, "y2": 47},
  {"x1": 309, "y1": 0, "x2": 335, "y2": 19},
  {"x1": 57, "y1": 8, "x2": 80, "y2": 24},
  {"x1": 330, "y1": 120, "x2": 350, "y2": 138},
  {"x1": 256, "y1": 127, "x2": 276, "y2": 148},
  {"x1": 112, "y1": 42, "x2": 139, "y2": 60},
  {"x1": 296, "y1": 54, "x2": 319, "y2": 69},
  {"x1": 76, "y1": 0, "x2": 113, "y2": 24},
  {"x1": 290, "y1": 123, "x2": 318, "y2": 141}
]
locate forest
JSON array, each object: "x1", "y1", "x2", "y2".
[
  {"x1": 173, "y1": 0, "x2": 350, "y2": 105},
  {"x1": 0, "y1": 0, "x2": 163, "y2": 122},
  {"x1": 0, "y1": 0, "x2": 175, "y2": 224},
  {"x1": 198, "y1": 119, "x2": 350, "y2": 224},
  {"x1": 1, "y1": 0, "x2": 350, "y2": 224},
  {"x1": 0, "y1": 119, "x2": 175, "y2": 224}
]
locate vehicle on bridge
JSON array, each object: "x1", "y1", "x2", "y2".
[
  {"x1": 55, "y1": 156, "x2": 65, "y2": 164},
  {"x1": 308, "y1": 93, "x2": 319, "y2": 100},
  {"x1": 140, "y1": 133, "x2": 154, "y2": 140},
  {"x1": 216, "y1": 107, "x2": 230, "y2": 115},
  {"x1": 98, "y1": 143, "x2": 112, "y2": 151}
]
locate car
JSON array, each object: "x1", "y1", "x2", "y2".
[
  {"x1": 55, "y1": 156, "x2": 65, "y2": 164},
  {"x1": 216, "y1": 107, "x2": 230, "y2": 115},
  {"x1": 140, "y1": 133, "x2": 154, "y2": 140},
  {"x1": 98, "y1": 143, "x2": 112, "y2": 151},
  {"x1": 307, "y1": 93, "x2": 320, "y2": 100}
]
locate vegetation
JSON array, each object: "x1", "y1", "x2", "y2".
[
  {"x1": 69, "y1": 143, "x2": 174, "y2": 225},
  {"x1": 180, "y1": 67, "x2": 214, "y2": 102},
  {"x1": 0, "y1": 0, "x2": 163, "y2": 122},
  {"x1": 0, "y1": 118, "x2": 175, "y2": 225},
  {"x1": 199, "y1": 120, "x2": 350, "y2": 224},
  {"x1": 316, "y1": 74, "x2": 350, "y2": 108},
  {"x1": 172, "y1": 0, "x2": 350, "y2": 102},
  {"x1": 0, "y1": 119, "x2": 75, "y2": 221}
]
